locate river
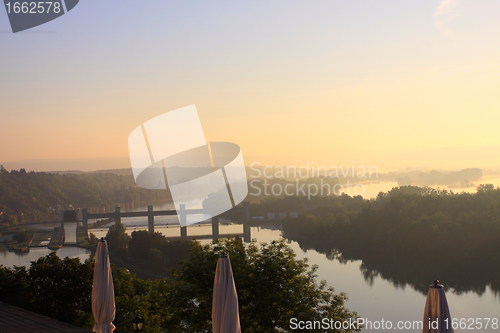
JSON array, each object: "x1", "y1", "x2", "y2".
[{"x1": 2, "y1": 182, "x2": 500, "y2": 332}]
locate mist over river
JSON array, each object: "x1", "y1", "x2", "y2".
[{"x1": 2, "y1": 210, "x2": 499, "y2": 333}]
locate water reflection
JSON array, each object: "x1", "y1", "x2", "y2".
[
  {"x1": 351, "y1": 177, "x2": 500, "y2": 199},
  {"x1": 283, "y1": 227, "x2": 500, "y2": 298},
  {"x1": 0, "y1": 245, "x2": 91, "y2": 269},
  {"x1": 1, "y1": 225, "x2": 499, "y2": 332}
]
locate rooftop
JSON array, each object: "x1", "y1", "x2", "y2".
[{"x1": 0, "y1": 301, "x2": 92, "y2": 333}]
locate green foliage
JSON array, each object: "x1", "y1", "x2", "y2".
[
  {"x1": 165, "y1": 237, "x2": 360, "y2": 332},
  {"x1": 281, "y1": 185, "x2": 500, "y2": 294},
  {"x1": 1, "y1": 214, "x2": 17, "y2": 227},
  {"x1": 0, "y1": 253, "x2": 169, "y2": 333},
  {"x1": 89, "y1": 232, "x2": 98, "y2": 244},
  {"x1": 148, "y1": 248, "x2": 167, "y2": 273},
  {"x1": 0, "y1": 253, "x2": 94, "y2": 325},
  {"x1": 105, "y1": 221, "x2": 131, "y2": 253},
  {"x1": 477, "y1": 183, "x2": 495, "y2": 193},
  {"x1": 112, "y1": 268, "x2": 170, "y2": 333},
  {"x1": 0, "y1": 169, "x2": 171, "y2": 224},
  {"x1": 128, "y1": 231, "x2": 190, "y2": 273},
  {"x1": 13, "y1": 229, "x2": 32, "y2": 244},
  {"x1": 128, "y1": 230, "x2": 152, "y2": 260},
  {"x1": 0, "y1": 239, "x2": 360, "y2": 333}
]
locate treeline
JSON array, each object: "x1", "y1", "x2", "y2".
[
  {"x1": 246, "y1": 177, "x2": 341, "y2": 203},
  {"x1": 104, "y1": 221, "x2": 191, "y2": 277},
  {"x1": 0, "y1": 238, "x2": 360, "y2": 333},
  {"x1": 373, "y1": 167, "x2": 483, "y2": 187},
  {"x1": 250, "y1": 194, "x2": 365, "y2": 218},
  {"x1": 0, "y1": 167, "x2": 170, "y2": 226},
  {"x1": 280, "y1": 185, "x2": 500, "y2": 295}
]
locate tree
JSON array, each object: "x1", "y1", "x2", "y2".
[
  {"x1": 0, "y1": 252, "x2": 94, "y2": 326},
  {"x1": 128, "y1": 230, "x2": 152, "y2": 261},
  {"x1": 148, "y1": 248, "x2": 166, "y2": 273},
  {"x1": 0, "y1": 253, "x2": 165, "y2": 333},
  {"x1": 164, "y1": 237, "x2": 360, "y2": 332},
  {"x1": 105, "y1": 221, "x2": 131, "y2": 253},
  {"x1": 477, "y1": 183, "x2": 495, "y2": 193},
  {"x1": 0, "y1": 170, "x2": 172, "y2": 222},
  {"x1": 13, "y1": 229, "x2": 31, "y2": 243},
  {"x1": 128, "y1": 230, "x2": 191, "y2": 268},
  {"x1": 2, "y1": 214, "x2": 17, "y2": 227},
  {"x1": 0, "y1": 239, "x2": 361, "y2": 333}
]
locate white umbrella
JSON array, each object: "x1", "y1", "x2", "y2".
[
  {"x1": 92, "y1": 239, "x2": 116, "y2": 333},
  {"x1": 212, "y1": 252, "x2": 241, "y2": 333},
  {"x1": 422, "y1": 280, "x2": 454, "y2": 333}
]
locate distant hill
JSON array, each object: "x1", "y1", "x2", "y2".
[
  {"x1": 49, "y1": 168, "x2": 133, "y2": 176},
  {"x1": 0, "y1": 169, "x2": 170, "y2": 225},
  {"x1": 0, "y1": 157, "x2": 130, "y2": 173}
]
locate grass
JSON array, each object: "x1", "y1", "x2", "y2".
[
  {"x1": 11, "y1": 241, "x2": 27, "y2": 251},
  {"x1": 51, "y1": 236, "x2": 61, "y2": 243},
  {"x1": 76, "y1": 228, "x2": 97, "y2": 251}
]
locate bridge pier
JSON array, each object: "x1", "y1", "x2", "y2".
[
  {"x1": 148, "y1": 205, "x2": 154, "y2": 233},
  {"x1": 114, "y1": 207, "x2": 121, "y2": 224},
  {"x1": 243, "y1": 224, "x2": 251, "y2": 243},
  {"x1": 82, "y1": 209, "x2": 88, "y2": 231},
  {"x1": 212, "y1": 216, "x2": 219, "y2": 240},
  {"x1": 243, "y1": 201, "x2": 251, "y2": 243},
  {"x1": 243, "y1": 201, "x2": 250, "y2": 221},
  {"x1": 78, "y1": 201, "x2": 252, "y2": 242},
  {"x1": 179, "y1": 204, "x2": 187, "y2": 238}
]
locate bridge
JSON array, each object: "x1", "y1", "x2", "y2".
[
  {"x1": 12, "y1": 202, "x2": 252, "y2": 245},
  {"x1": 82, "y1": 201, "x2": 251, "y2": 242}
]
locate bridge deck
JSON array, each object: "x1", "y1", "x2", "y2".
[{"x1": 164, "y1": 233, "x2": 244, "y2": 241}]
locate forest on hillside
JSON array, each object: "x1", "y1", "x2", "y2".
[{"x1": 0, "y1": 166, "x2": 171, "y2": 226}]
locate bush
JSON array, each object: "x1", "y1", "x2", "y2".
[
  {"x1": 164, "y1": 237, "x2": 360, "y2": 332},
  {"x1": 13, "y1": 230, "x2": 31, "y2": 244},
  {"x1": 105, "y1": 221, "x2": 131, "y2": 252}
]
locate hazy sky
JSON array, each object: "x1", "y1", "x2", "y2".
[{"x1": 2, "y1": 0, "x2": 500, "y2": 171}]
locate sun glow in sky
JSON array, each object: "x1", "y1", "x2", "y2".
[{"x1": 2, "y1": 0, "x2": 500, "y2": 172}]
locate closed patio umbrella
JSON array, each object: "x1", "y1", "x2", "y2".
[
  {"x1": 422, "y1": 280, "x2": 454, "y2": 333},
  {"x1": 92, "y1": 239, "x2": 116, "y2": 333},
  {"x1": 212, "y1": 252, "x2": 241, "y2": 333}
]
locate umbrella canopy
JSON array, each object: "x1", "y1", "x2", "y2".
[
  {"x1": 422, "y1": 280, "x2": 454, "y2": 333},
  {"x1": 212, "y1": 252, "x2": 241, "y2": 333},
  {"x1": 92, "y1": 239, "x2": 116, "y2": 333}
]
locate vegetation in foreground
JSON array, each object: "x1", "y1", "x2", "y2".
[{"x1": 0, "y1": 237, "x2": 359, "y2": 333}]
